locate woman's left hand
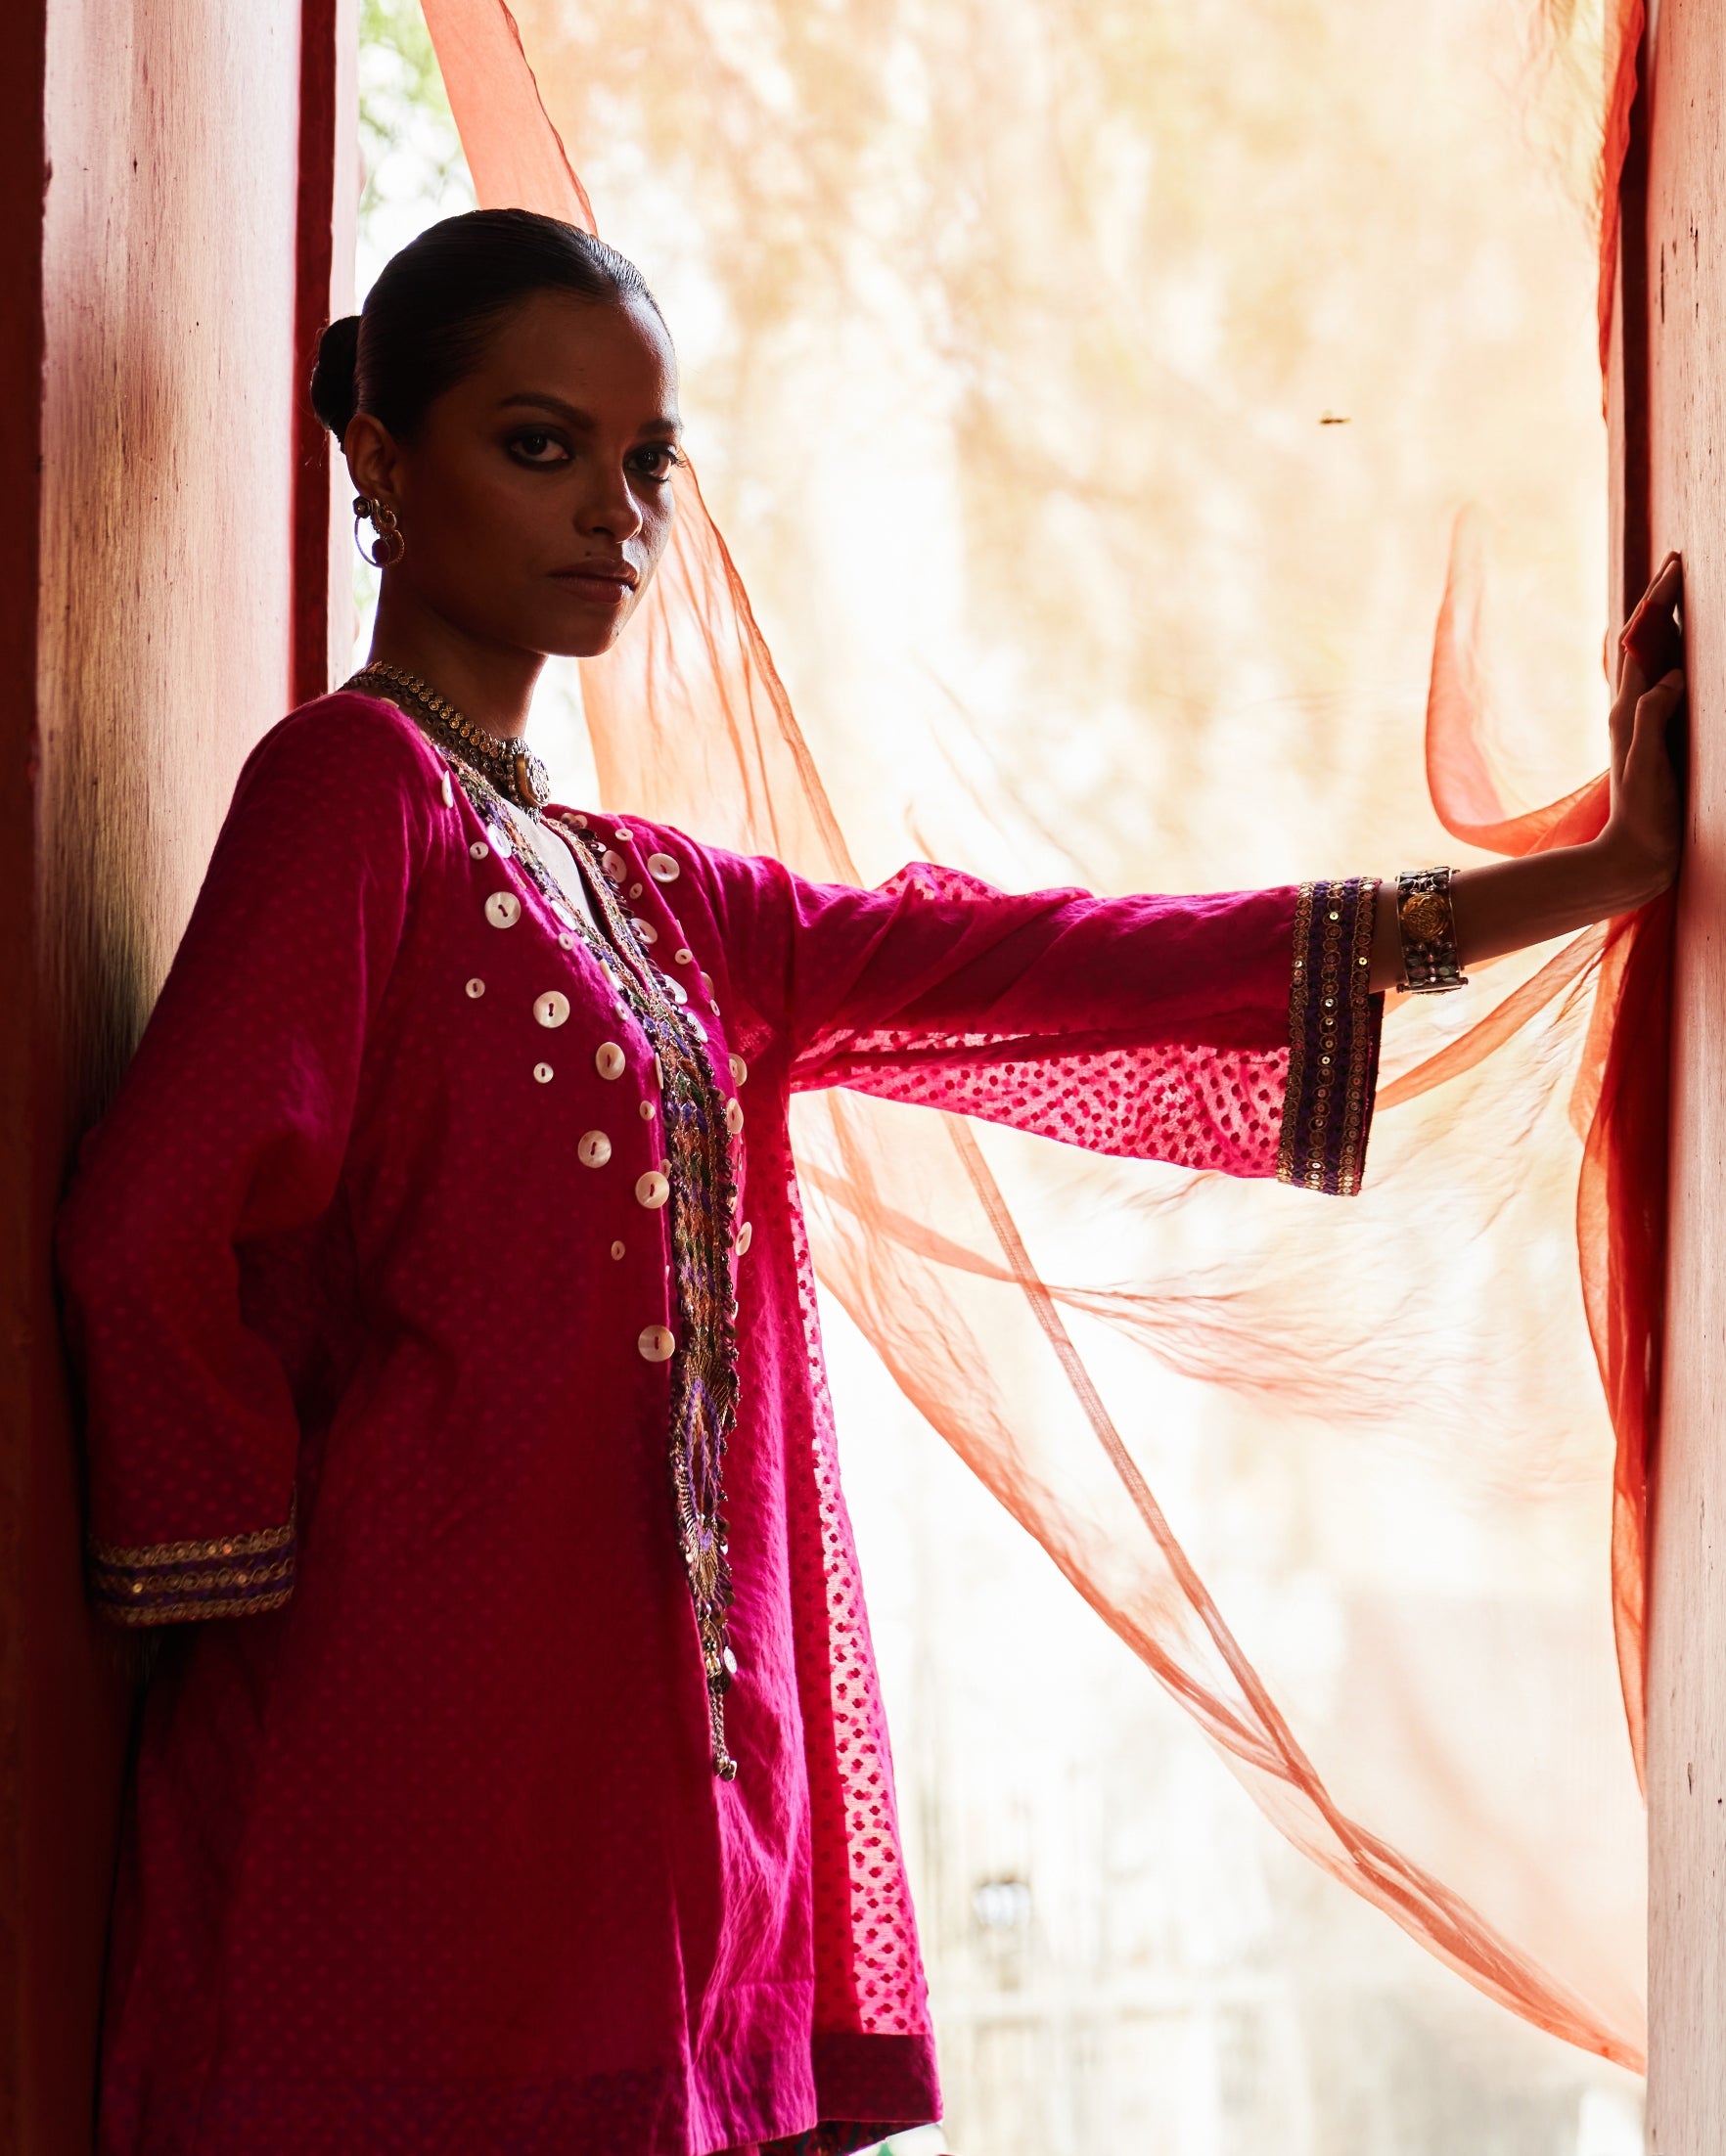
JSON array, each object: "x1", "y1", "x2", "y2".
[
  {"x1": 1371, "y1": 555, "x2": 1688, "y2": 991},
  {"x1": 1602, "y1": 551, "x2": 1686, "y2": 910}
]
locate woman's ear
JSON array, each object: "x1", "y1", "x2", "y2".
[{"x1": 343, "y1": 411, "x2": 401, "y2": 505}]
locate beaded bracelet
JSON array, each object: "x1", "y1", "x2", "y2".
[{"x1": 1395, "y1": 867, "x2": 1469, "y2": 993}]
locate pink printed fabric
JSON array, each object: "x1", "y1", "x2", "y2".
[{"x1": 56, "y1": 693, "x2": 1377, "y2": 2156}]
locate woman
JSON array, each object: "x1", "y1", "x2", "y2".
[{"x1": 58, "y1": 209, "x2": 1684, "y2": 2156}]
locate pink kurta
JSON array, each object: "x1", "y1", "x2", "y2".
[{"x1": 57, "y1": 692, "x2": 1380, "y2": 2156}]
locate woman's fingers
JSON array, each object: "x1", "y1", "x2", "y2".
[
  {"x1": 1610, "y1": 666, "x2": 1643, "y2": 785},
  {"x1": 1622, "y1": 669, "x2": 1685, "y2": 797},
  {"x1": 1617, "y1": 552, "x2": 1684, "y2": 691},
  {"x1": 1632, "y1": 667, "x2": 1686, "y2": 741},
  {"x1": 1612, "y1": 554, "x2": 1683, "y2": 794}
]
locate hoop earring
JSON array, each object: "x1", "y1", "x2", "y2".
[{"x1": 352, "y1": 493, "x2": 406, "y2": 569}]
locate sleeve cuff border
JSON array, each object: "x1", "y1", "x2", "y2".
[
  {"x1": 89, "y1": 1507, "x2": 296, "y2": 1625},
  {"x1": 1277, "y1": 877, "x2": 1382, "y2": 1197}
]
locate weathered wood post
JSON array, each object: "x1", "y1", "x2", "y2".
[
  {"x1": 0, "y1": 2, "x2": 352, "y2": 2144},
  {"x1": 1642, "y1": 0, "x2": 1726, "y2": 2142}
]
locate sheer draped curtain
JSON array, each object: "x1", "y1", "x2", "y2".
[{"x1": 420, "y1": 0, "x2": 1654, "y2": 2067}]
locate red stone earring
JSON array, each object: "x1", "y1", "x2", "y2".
[{"x1": 352, "y1": 493, "x2": 405, "y2": 568}]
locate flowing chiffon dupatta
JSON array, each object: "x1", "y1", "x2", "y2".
[
  {"x1": 1424, "y1": 504, "x2": 1670, "y2": 1793},
  {"x1": 419, "y1": 0, "x2": 1660, "y2": 2069}
]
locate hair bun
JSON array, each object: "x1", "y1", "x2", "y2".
[{"x1": 310, "y1": 313, "x2": 362, "y2": 438}]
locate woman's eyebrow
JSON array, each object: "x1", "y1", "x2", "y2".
[{"x1": 497, "y1": 390, "x2": 682, "y2": 436}]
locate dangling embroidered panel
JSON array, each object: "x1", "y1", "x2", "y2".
[{"x1": 446, "y1": 768, "x2": 746, "y2": 1779}]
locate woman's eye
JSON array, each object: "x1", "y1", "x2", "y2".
[
  {"x1": 509, "y1": 431, "x2": 569, "y2": 466},
  {"x1": 632, "y1": 443, "x2": 684, "y2": 483}
]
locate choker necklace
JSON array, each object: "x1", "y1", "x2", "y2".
[{"x1": 343, "y1": 658, "x2": 552, "y2": 813}]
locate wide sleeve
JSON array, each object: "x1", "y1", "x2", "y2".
[
  {"x1": 56, "y1": 698, "x2": 432, "y2": 1624},
  {"x1": 686, "y1": 847, "x2": 1382, "y2": 1196}
]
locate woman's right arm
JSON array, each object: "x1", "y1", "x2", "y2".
[{"x1": 58, "y1": 698, "x2": 432, "y2": 1624}]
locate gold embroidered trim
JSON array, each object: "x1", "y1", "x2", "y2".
[
  {"x1": 88, "y1": 1514, "x2": 295, "y2": 1568},
  {"x1": 1277, "y1": 877, "x2": 1380, "y2": 1197},
  {"x1": 1278, "y1": 882, "x2": 1316, "y2": 1187},
  {"x1": 89, "y1": 1499, "x2": 297, "y2": 1624},
  {"x1": 1338, "y1": 886, "x2": 1379, "y2": 1191},
  {"x1": 546, "y1": 810, "x2": 745, "y2": 1780},
  {"x1": 99, "y1": 1584, "x2": 295, "y2": 1627},
  {"x1": 91, "y1": 1554, "x2": 296, "y2": 1597}
]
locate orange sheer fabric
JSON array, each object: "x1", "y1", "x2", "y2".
[
  {"x1": 1427, "y1": 496, "x2": 1669, "y2": 1787},
  {"x1": 422, "y1": 0, "x2": 1656, "y2": 2066}
]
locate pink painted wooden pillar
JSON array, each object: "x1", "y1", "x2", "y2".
[
  {"x1": 0, "y1": 1, "x2": 353, "y2": 2146},
  {"x1": 1641, "y1": 0, "x2": 1726, "y2": 2142}
]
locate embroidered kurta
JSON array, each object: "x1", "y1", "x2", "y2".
[{"x1": 57, "y1": 692, "x2": 1381, "y2": 2156}]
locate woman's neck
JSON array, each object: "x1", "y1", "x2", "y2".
[{"x1": 365, "y1": 581, "x2": 544, "y2": 741}]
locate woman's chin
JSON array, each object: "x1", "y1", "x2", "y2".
[
  {"x1": 541, "y1": 627, "x2": 626, "y2": 661},
  {"x1": 538, "y1": 593, "x2": 641, "y2": 661}
]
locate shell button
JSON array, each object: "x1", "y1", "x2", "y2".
[
  {"x1": 724, "y1": 1099, "x2": 745, "y2": 1136},
  {"x1": 533, "y1": 1062, "x2": 555, "y2": 1084},
  {"x1": 638, "y1": 1325, "x2": 676, "y2": 1363},
  {"x1": 647, "y1": 852, "x2": 680, "y2": 882},
  {"x1": 638, "y1": 1100, "x2": 656, "y2": 1120},
  {"x1": 534, "y1": 991, "x2": 570, "y2": 1028},
  {"x1": 577, "y1": 1130, "x2": 613, "y2": 1169},
  {"x1": 611, "y1": 1239, "x2": 626, "y2": 1260},
  {"x1": 601, "y1": 849, "x2": 626, "y2": 882},
  {"x1": 612, "y1": 824, "x2": 634, "y2": 842},
  {"x1": 736, "y1": 1221, "x2": 753, "y2": 1256},
  {"x1": 595, "y1": 1042, "x2": 626, "y2": 1079},
  {"x1": 729, "y1": 1054, "x2": 748, "y2": 1086},
  {"x1": 440, "y1": 771, "x2": 456, "y2": 807},
  {"x1": 630, "y1": 918, "x2": 659, "y2": 945},
  {"x1": 470, "y1": 840, "x2": 489, "y2": 859},
  {"x1": 674, "y1": 948, "x2": 694, "y2": 966},
  {"x1": 635, "y1": 1171, "x2": 670, "y2": 1209},
  {"x1": 465, "y1": 978, "x2": 486, "y2": 1000},
  {"x1": 484, "y1": 891, "x2": 522, "y2": 929}
]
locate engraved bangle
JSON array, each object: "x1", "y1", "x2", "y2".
[{"x1": 1395, "y1": 866, "x2": 1469, "y2": 994}]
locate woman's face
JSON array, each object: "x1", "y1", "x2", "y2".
[{"x1": 349, "y1": 289, "x2": 682, "y2": 660}]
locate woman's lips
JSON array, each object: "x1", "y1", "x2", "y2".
[{"x1": 552, "y1": 569, "x2": 634, "y2": 605}]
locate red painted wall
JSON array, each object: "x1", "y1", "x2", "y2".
[{"x1": 0, "y1": 1, "x2": 351, "y2": 2144}]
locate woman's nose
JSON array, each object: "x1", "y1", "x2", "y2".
[{"x1": 578, "y1": 464, "x2": 644, "y2": 544}]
